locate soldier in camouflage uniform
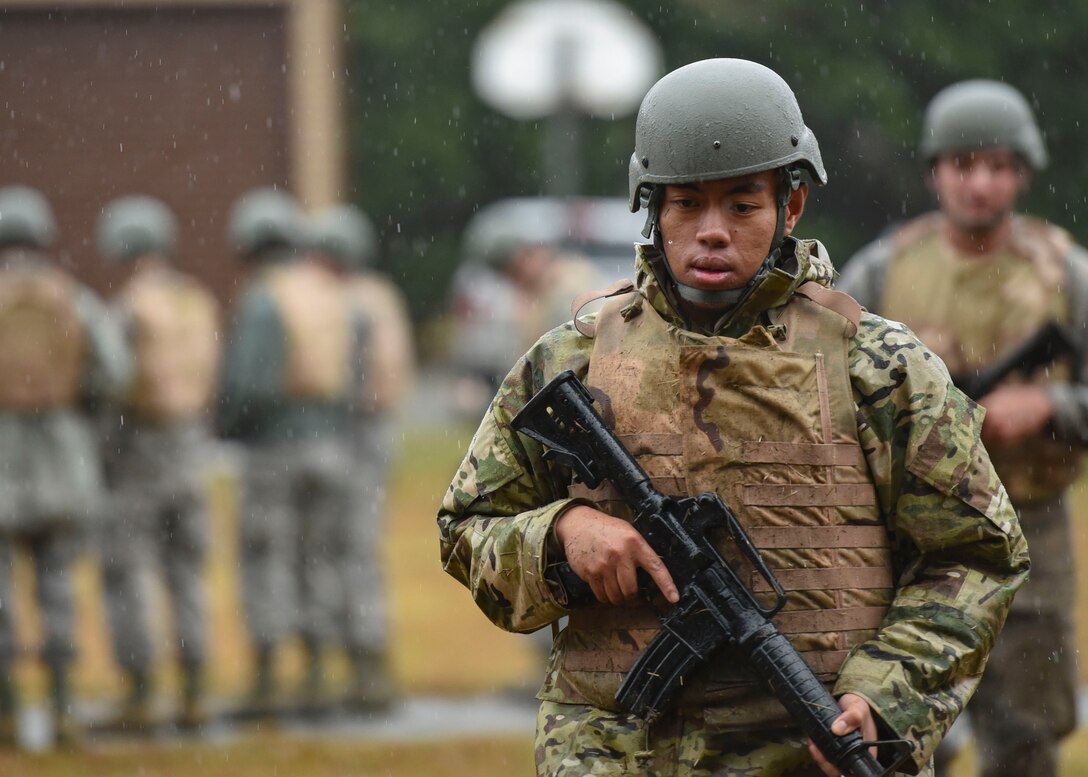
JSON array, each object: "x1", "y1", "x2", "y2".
[
  {"x1": 96, "y1": 195, "x2": 220, "y2": 730},
  {"x1": 838, "y1": 80, "x2": 1085, "y2": 777},
  {"x1": 452, "y1": 206, "x2": 603, "y2": 417},
  {"x1": 218, "y1": 188, "x2": 356, "y2": 713},
  {"x1": 438, "y1": 60, "x2": 1029, "y2": 777},
  {"x1": 305, "y1": 203, "x2": 414, "y2": 709},
  {"x1": 0, "y1": 186, "x2": 130, "y2": 746}
]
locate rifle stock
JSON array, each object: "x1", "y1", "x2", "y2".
[{"x1": 512, "y1": 370, "x2": 912, "y2": 777}]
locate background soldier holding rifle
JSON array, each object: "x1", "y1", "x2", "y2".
[
  {"x1": 838, "y1": 80, "x2": 1088, "y2": 777},
  {"x1": 438, "y1": 59, "x2": 1029, "y2": 776}
]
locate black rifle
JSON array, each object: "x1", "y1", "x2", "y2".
[
  {"x1": 512, "y1": 370, "x2": 912, "y2": 777},
  {"x1": 954, "y1": 321, "x2": 1077, "y2": 400}
]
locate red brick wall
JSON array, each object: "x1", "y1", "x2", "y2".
[{"x1": 0, "y1": 6, "x2": 291, "y2": 303}]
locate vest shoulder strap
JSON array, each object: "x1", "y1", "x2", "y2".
[
  {"x1": 793, "y1": 281, "x2": 861, "y2": 337},
  {"x1": 570, "y1": 279, "x2": 636, "y2": 338}
]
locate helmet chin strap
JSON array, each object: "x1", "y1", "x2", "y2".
[{"x1": 646, "y1": 168, "x2": 801, "y2": 312}]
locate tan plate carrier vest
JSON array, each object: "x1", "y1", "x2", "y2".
[
  {"x1": 123, "y1": 268, "x2": 220, "y2": 423},
  {"x1": 558, "y1": 288, "x2": 893, "y2": 732},
  {"x1": 880, "y1": 214, "x2": 1078, "y2": 505},
  {"x1": 0, "y1": 263, "x2": 86, "y2": 412},
  {"x1": 265, "y1": 262, "x2": 351, "y2": 401}
]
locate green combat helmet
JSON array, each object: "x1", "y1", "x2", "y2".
[
  {"x1": 0, "y1": 185, "x2": 57, "y2": 249},
  {"x1": 307, "y1": 203, "x2": 378, "y2": 271},
  {"x1": 461, "y1": 198, "x2": 568, "y2": 272},
  {"x1": 628, "y1": 58, "x2": 826, "y2": 308},
  {"x1": 227, "y1": 187, "x2": 302, "y2": 261},
  {"x1": 920, "y1": 79, "x2": 1048, "y2": 170},
  {"x1": 97, "y1": 195, "x2": 178, "y2": 262}
]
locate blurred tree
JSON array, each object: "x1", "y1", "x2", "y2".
[{"x1": 345, "y1": 0, "x2": 1088, "y2": 323}]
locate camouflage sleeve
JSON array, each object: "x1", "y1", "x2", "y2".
[
  {"x1": 438, "y1": 320, "x2": 595, "y2": 633},
  {"x1": 835, "y1": 312, "x2": 1029, "y2": 772},
  {"x1": 834, "y1": 237, "x2": 892, "y2": 313},
  {"x1": 1048, "y1": 243, "x2": 1088, "y2": 441}
]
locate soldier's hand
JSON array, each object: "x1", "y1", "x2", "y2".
[
  {"x1": 807, "y1": 693, "x2": 878, "y2": 777},
  {"x1": 554, "y1": 505, "x2": 679, "y2": 605},
  {"x1": 979, "y1": 383, "x2": 1054, "y2": 446}
]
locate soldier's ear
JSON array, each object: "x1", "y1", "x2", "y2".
[{"x1": 782, "y1": 183, "x2": 808, "y2": 238}]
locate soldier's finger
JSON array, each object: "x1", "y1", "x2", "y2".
[
  {"x1": 637, "y1": 546, "x2": 678, "y2": 603},
  {"x1": 600, "y1": 573, "x2": 626, "y2": 606},
  {"x1": 587, "y1": 575, "x2": 610, "y2": 605},
  {"x1": 616, "y1": 558, "x2": 641, "y2": 601}
]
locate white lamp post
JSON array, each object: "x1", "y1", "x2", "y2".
[{"x1": 472, "y1": 0, "x2": 662, "y2": 196}]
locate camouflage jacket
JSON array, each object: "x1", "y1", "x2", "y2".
[{"x1": 438, "y1": 239, "x2": 1029, "y2": 771}]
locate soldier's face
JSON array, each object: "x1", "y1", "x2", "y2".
[
  {"x1": 658, "y1": 172, "x2": 806, "y2": 297},
  {"x1": 931, "y1": 149, "x2": 1029, "y2": 233}
]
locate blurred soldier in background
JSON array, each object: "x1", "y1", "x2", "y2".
[
  {"x1": 838, "y1": 80, "x2": 1087, "y2": 777},
  {"x1": 0, "y1": 186, "x2": 129, "y2": 746},
  {"x1": 450, "y1": 203, "x2": 605, "y2": 687},
  {"x1": 218, "y1": 187, "x2": 356, "y2": 715},
  {"x1": 306, "y1": 203, "x2": 414, "y2": 709},
  {"x1": 449, "y1": 203, "x2": 601, "y2": 416},
  {"x1": 96, "y1": 195, "x2": 220, "y2": 731}
]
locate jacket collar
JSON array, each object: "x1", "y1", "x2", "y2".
[{"x1": 631, "y1": 236, "x2": 836, "y2": 337}]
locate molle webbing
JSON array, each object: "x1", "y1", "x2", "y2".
[
  {"x1": 566, "y1": 604, "x2": 886, "y2": 676},
  {"x1": 569, "y1": 435, "x2": 879, "y2": 509},
  {"x1": 548, "y1": 288, "x2": 892, "y2": 723},
  {"x1": 744, "y1": 483, "x2": 878, "y2": 507}
]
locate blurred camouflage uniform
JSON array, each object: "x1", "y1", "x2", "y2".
[
  {"x1": 439, "y1": 61, "x2": 1029, "y2": 777},
  {"x1": 453, "y1": 205, "x2": 603, "y2": 410},
  {"x1": 97, "y1": 195, "x2": 220, "y2": 729},
  {"x1": 839, "y1": 81, "x2": 1084, "y2": 777},
  {"x1": 306, "y1": 204, "x2": 415, "y2": 708},
  {"x1": 217, "y1": 188, "x2": 356, "y2": 710},
  {"x1": 0, "y1": 186, "x2": 130, "y2": 744}
]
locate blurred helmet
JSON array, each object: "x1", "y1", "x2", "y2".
[
  {"x1": 0, "y1": 185, "x2": 57, "y2": 249},
  {"x1": 307, "y1": 203, "x2": 378, "y2": 270},
  {"x1": 628, "y1": 58, "x2": 826, "y2": 214},
  {"x1": 227, "y1": 187, "x2": 302, "y2": 258},
  {"x1": 97, "y1": 195, "x2": 178, "y2": 261},
  {"x1": 462, "y1": 199, "x2": 561, "y2": 271},
  {"x1": 920, "y1": 79, "x2": 1047, "y2": 170}
]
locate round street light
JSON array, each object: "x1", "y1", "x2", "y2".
[{"x1": 472, "y1": 0, "x2": 662, "y2": 120}]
